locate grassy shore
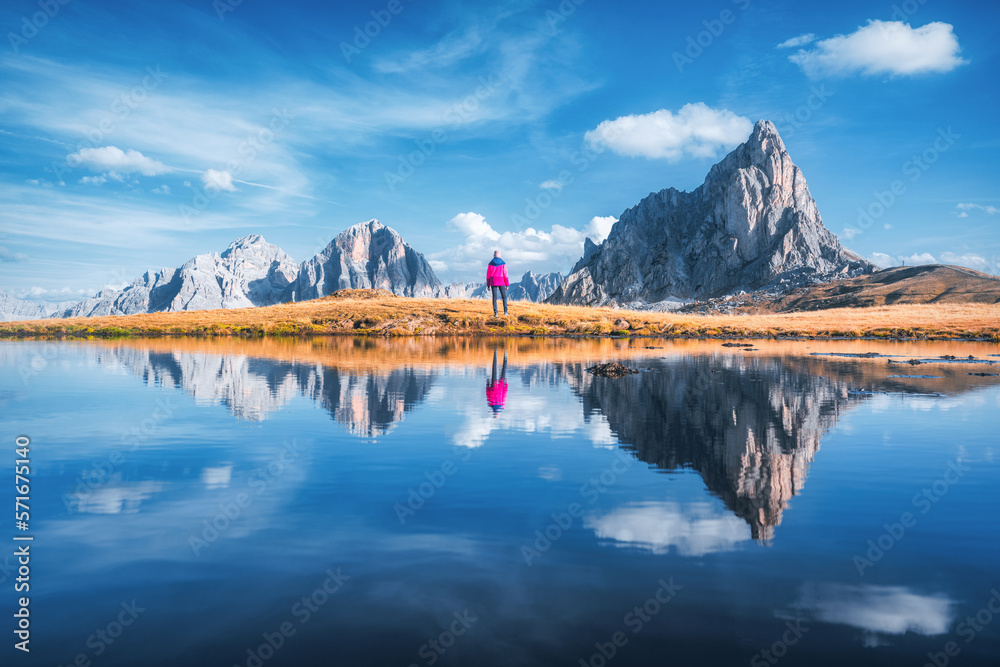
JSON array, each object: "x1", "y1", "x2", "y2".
[{"x1": 2, "y1": 290, "x2": 999, "y2": 340}]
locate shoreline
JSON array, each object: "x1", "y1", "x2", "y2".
[{"x1": 2, "y1": 292, "x2": 999, "y2": 342}]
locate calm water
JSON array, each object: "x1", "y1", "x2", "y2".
[{"x1": 1, "y1": 337, "x2": 999, "y2": 667}]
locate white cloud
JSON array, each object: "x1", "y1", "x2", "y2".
[
  {"x1": 434, "y1": 212, "x2": 617, "y2": 278},
  {"x1": 79, "y1": 175, "x2": 107, "y2": 186},
  {"x1": 539, "y1": 180, "x2": 563, "y2": 190},
  {"x1": 777, "y1": 33, "x2": 816, "y2": 49},
  {"x1": 956, "y1": 202, "x2": 999, "y2": 215},
  {"x1": 789, "y1": 21, "x2": 967, "y2": 78},
  {"x1": 584, "y1": 215, "x2": 617, "y2": 243},
  {"x1": 15, "y1": 286, "x2": 91, "y2": 299},
  {"x1": 585, "y1": 103, "x2": 753, "y2": 161},
  {"x1": 793, "y1": 584, "x2": 953, "y2": 637},
  {"x1": 883, "y1": 223, "x2": 892, "y2": 229},
  {"x1": 841, "y1": 227, "x2": 861, "y2": 240},
  {"x1": 374, "y1": 26, "x2": 484, "y2": 74},
  {"x1": 0, "y1": 182, "x2": 257, "y2": 255},
  {"x1": 68, "y1": 146, "x2": 171, "y2": 176},
  {"x1": 152, "y1": 185, "x2": 171, "y2": 195},
  {"x1": 585, "y1": 502, "x2": 752, "y2": 556},
  {"x1": 448, "y1": 212, "x2": 500, "y2": 241},
  {"x1": 870, "y1": 251, "x2": 1000, "y2": 274},
  {"x1": 908, "y1": 253, "x2": 938, "y2": 265},
  {"x1": 870, "y1": 252, "x2": 940, "y2": 268},
  {"x1": 870, "y1": 252, "x2": 895, "y2": 268},
  {"x1": 939, "y1": 252, "x2": 993, "y2": 274},
  {"x1": 202, "y1": 169, "x2": 237, "y2": 192}
]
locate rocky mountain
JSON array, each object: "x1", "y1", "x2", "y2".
[
  {"x1": 0, "y1": 290, "x2": 75, "y2": 321},
  {"x1": 506, "y1": 271, "x2": 565, "y2": 301},
  {"x1": 289, "y1": 219, "x2": 440, "y2": 300},
  {"x1": 548, "y1": 120, "x2": 874, "y2": 306},
  {"x1": 12, "y1": 221, "x2": 441, "y2": 320},
  {"x1": 438, "y1": 271, "x2": 565, "y2": 302},
  {"x1": 64, "y1": 234, "x2": 298, "y2": 317}
]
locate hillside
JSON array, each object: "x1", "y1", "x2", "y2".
[
  {"x1": 1, "y1": 289, "x2": 998, "y2": 340},
  {"x1": 773, "y1": 265, "x2": 1000, "y2": 310}
]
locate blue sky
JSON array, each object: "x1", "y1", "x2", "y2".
[{"x1": 1, "y1": 0, "x2": 998, "y2": 301}]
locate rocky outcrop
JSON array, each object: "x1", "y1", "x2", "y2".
[
  {"x1": 548, "y1": 120, "x2": 874, "y2": 306},
  {"x1": 63, "y1": 235, "x2": 298, "y2": 317},
  {"x1": 0, "y1": 290, "x2": 74, "y2": 321},
  {"x1": 289, "y1": 220, "x2": 441, "y2": 300}
]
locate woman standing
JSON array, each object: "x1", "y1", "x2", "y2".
[{"x1": 486, "y1": 250, "x2": 510, "y2": 317}]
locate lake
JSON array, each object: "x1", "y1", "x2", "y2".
[{"x1": 1, "y1": 337, "x2": 998, "y2": 666}]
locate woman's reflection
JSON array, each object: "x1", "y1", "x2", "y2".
[{"x1": 486, "y1": 349, "x2": 508, "y2": 416}]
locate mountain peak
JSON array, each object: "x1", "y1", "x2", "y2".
[
  {"x1": 548, "y1": 121, "x2": 873, "y2": 306},
  {"x1": 747, "y1": 119, "x2": 786, "y2": 155},
  {"x1": 224, "y1": 234, "x2": 267, "y2": 252},
  {"x1": 293, "y1": 220, "x2": 441, "y2": 299},
  {"x1": 751, "y1": 118, "x2": 780, "y2": 138},
  {"x1": 231, "y1": 233, "x2": 266, "y2": 245},
  {"x1": 357, "y1": 219, "x2": 385, "y2": 231}
]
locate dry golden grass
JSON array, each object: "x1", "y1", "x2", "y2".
[
  {"x1": 2, "y1": 289, "x2": 999, "y2": 340},
  {"x1": 773, "y1": 264, "x2": 1000, "y2": 311}
]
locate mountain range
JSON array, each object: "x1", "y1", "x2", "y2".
[
  {"x1": 4, "y1": 120, "x2": 995, "y2": 321},
  {"x1": 0, "y1": 220, "x2": 563, "y2": 321}
]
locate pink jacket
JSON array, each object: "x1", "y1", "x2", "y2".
[
  {"x1": 486, "y1": 259, "x2": 509, "y2": 287},
  {"x1": 486, "y1": 379, "x2": 508, "y2": 408}
]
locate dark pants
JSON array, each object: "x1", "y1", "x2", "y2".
[
  {"x1": 491, "y1": 285, "x2": 508, "y2": 316},
  {"x1": 491, "y1": 349, "x2": 507, "y2": 383}
]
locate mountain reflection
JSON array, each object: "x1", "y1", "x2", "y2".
[
  {"x1": 563, "y1": 355, "x2": 862, "y2": 541},
  {"x1": 101, "y1": 346, "x2": 435, "y2": 436},
  {"x1": 87, "y1": 338, "x2": 998, "y2": 540}
]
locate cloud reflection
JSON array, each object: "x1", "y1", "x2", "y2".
[
  {"x1": 584, "y1": 502, "x2": 752, "y2": 556},
  {"x1": 792, "y1": 583, "x2": 954, "y2": 638}
]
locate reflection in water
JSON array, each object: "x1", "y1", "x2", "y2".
[
  {"x1": 565, "y1": 356, "x2": 862, "y2": 541},
  {"x1": 791, "y1": 583, "x2": 954, "y2": 646},
  {"x1": 2, "y1": 338, "x2": 998, "y2": 667},
  {"x1": 486, "y1": 349, "x2": 508, "y2": 415},
  {"x1": 81, "y1": 339, "x2": 1000, "y2": 543},
  {"x1": 104, "y1": 346, "x2": 435, "y2": 436},
  {"x1": 584, "y1": 501, "x2": 753, "y2": 556},
  {"x1": 69, "y1": 479, "x2": 165, "y2": 514}
]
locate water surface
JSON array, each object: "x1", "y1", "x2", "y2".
[{"x1": 1, "y1": 337, "x2": 998, "y2": 666}]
